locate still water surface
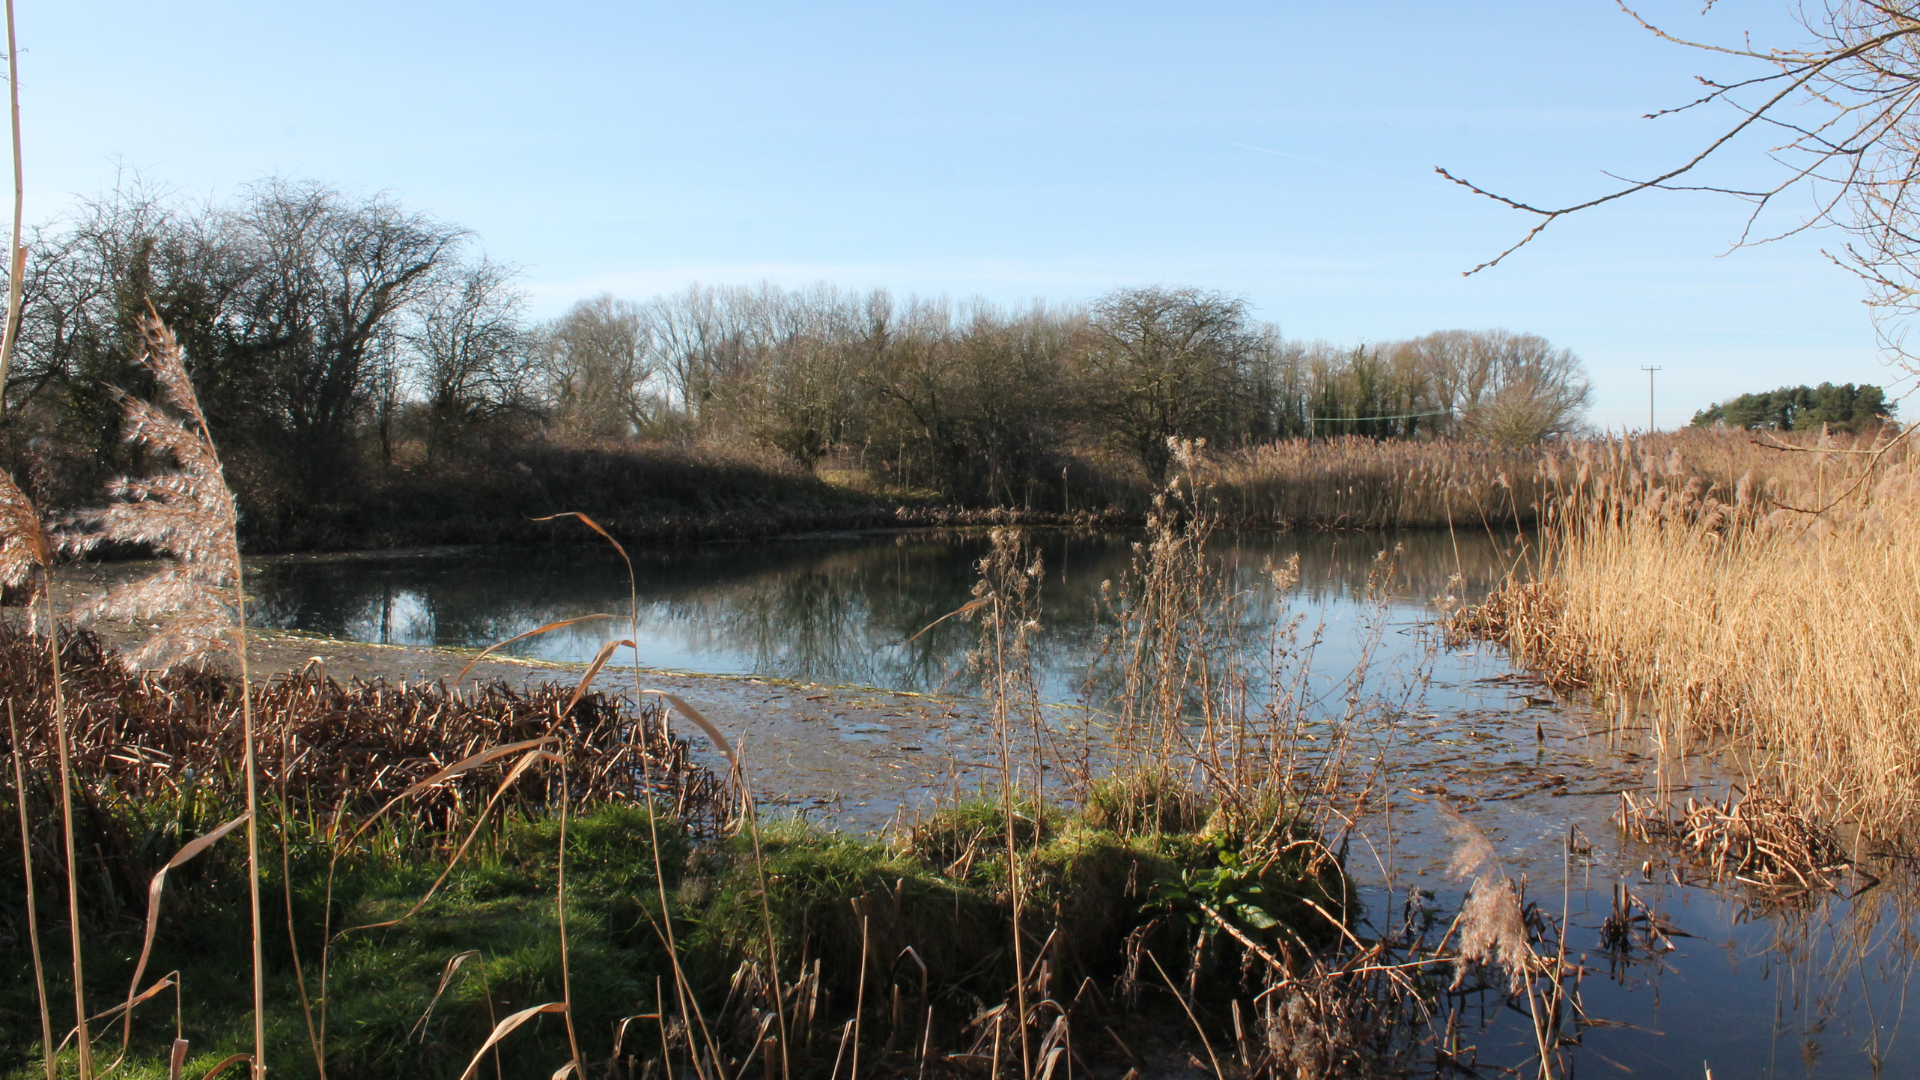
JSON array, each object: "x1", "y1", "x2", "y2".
[
  {"x1": 245, "y1": 529, "x2": 1917, "y2": 1077},
  {"x1": 247, "y1": 529, "x2": 1507, "y2": 702}
]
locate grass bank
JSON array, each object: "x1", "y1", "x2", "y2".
[
  {"x1": 1454, "y1": 426, "x2": 1920, "y2": 838},
  {"x1": 0, "y1": 624, "x2": 1353, "y2": 1079},
  {"x1": 225, "y1": 434, "x2": 1553, "y2": 553}
]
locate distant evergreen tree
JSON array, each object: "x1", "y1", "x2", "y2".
[{"x1": 1691, "y1": 382, "x2": 1894, "y2": 433}]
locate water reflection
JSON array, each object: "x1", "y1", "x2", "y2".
[{"x1": 246, "y1": 529, "x2": 1525, "y2": 699}]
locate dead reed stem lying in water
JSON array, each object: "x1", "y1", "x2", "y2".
[
  {"x1": 1619, "y1": 788, "x2": 1854, "y2": 892},
  {"x1": 1455, "y1": 427, "x2": 1920, "y2": 840}
]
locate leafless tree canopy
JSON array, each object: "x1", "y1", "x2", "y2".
[
  {"x1": 413, "y1": 257, "x2": 533, "y2": 461},
  {"x1": 1388, "y1": 330, "x2": 1592, "y2": 445},
  {"x1": 0, "y1": 176, "x2": 1596, "y2": 535},
  {"x1": 539, "y1": 293, "x2": 653, "y2": 441}
]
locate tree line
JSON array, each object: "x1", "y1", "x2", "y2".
[
  {"x1": 2, "y1": 179, "x2": 1594, "y2": 528},
  {"x1": 1689, "y1": 382, "x2": 1895, "y2": 435}
]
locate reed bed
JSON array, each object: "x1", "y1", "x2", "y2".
[
  {"x1": 1192, "y1": 436, "x2": 1547, "y2": 531},
  {"x1": 1455, "y1": 425, "x2": 1920, "y2": 839},
  {"x1": 0, "y1": 624, "x2": 732, "y2": 866}
]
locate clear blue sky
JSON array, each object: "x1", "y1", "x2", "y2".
[{"x1": 21, "y1": 1, "x2": 1898, "y2": 429}]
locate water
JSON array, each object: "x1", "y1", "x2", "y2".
[
  {"x1": 243, "y1": 529, "x2": 1920, "y2": 1076},
  {"x1": 246, "y1": 528, "x2": 1518, "y2": 701}
]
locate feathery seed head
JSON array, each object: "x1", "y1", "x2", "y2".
[
  {"x1": 0, "y1": 467, "x2": 50, "y2": 590},
  {"x1": 75, "y1": 315, "x2": 244, "y2": 672}
]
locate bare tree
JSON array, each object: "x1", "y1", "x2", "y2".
[
  {"x1": 649, "y1": 282, "x2": 767, "y2": 422},
  {"x1": 1384, "y1": 329, "x2": 1590, "y2": 442},
  {"x1": 411, "y1": 257, "x2": 531, "y2": 462},
  {"x1": 216, "y1": 179, "x2": 464, "y2": 490},
  {"x1": 1440, "y1": 3, "x2": 1920, "y2": 362},
  {"x1": 865, "y1": 296, "x2": 1081, "y2": 501},
  {"x1": 540, "y1": 293, "x2": 655, "y2": 439},
  {"x1": 1082, "y1": 286, "x2": 1266, "y2": 478}
]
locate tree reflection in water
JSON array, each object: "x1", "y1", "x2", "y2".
[{"x1": 246, "y1": 528, "x2": 1525, "y2": 698}]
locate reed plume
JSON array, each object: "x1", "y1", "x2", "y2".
[
  {"x1": 74, "y1": 314, "x2": 267, "y2": 1078},
  {"x1": 76, "y1": 318, "x2": 243, "y2": 671},
  {"x1": 1441, "y1": 805, "x2": 1533, "y2": 996}
]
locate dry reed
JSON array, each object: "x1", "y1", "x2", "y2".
[
  {"x1": 1455, "y1": 426, "x2": 1920, "y2": 838},
  {"x1": 1194, "y1": 435, "x2": 1547, "y2": 531},
  {"x1": 1619, "y1": 787, "x2": 1853, "y2": 892}
]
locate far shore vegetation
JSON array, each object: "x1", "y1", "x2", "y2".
[{"x1": 4, "y1": 179, "x2": 1616, "y2": 552}]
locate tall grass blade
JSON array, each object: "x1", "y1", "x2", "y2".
[
  {"x1": 196, "y1": 1054, "x2": 251, "y2": 1080},
  {"x1": 0, "y1": 0, "x2": 25, "y2": 405},
  {"x1": 348, "y1": 736, "x2": 559, "y2": 844},
  {"x1": 554, "y1": 760, "x2": 582, "y2": 1072},
  {"x1": 409, "y1": 951, "x2": 482, "y2": 1041},
  {"x1": 451, "y1": 614, "x2": 618, "y2": 683},
  {"x1": 564, "y1": 638, "x2": 637, "y2": 714},
  {"x1": 902, "y1": 595, "x2": 991, "y2": 645},
  {"x1": 339, "y1": 746, "x2": 561, "y2": 937},
  {"x1": 456, "y1": 1003, "x2": 569, "y2": 1080},
  {"x1": 642, "y1": 690, "x2": 737, "y2": 770},
  {"x1": 122, "y1": 812, "x2": 251, "y2": 1049}
]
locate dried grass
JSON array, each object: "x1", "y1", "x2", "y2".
[
  {"x1": 1456, "y1": 425, "x2": 1920, "y2": 839},
  {"x1": 1619, "y1": 787, "x2": 1854, "y2": 892},
  {"x1": 0, "y1": 626, "x2": 730, "y2": 851},
  {"x1": 1193, "y1": 435, "x2": 1546, "y2": 530}
]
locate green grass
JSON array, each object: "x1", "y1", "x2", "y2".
[{"x1": 3, "y1": 797, "x2": 1347, "y2": 1079}]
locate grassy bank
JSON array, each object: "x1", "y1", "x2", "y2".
[
  {"x1": 0, "y1": 620, "x2": 1360, "y2": 1079},
  {"x1": 1454, "y1": 426, "x2": 1920, "y2": 837},
  {"x1": 1, "y1": 789, "x2": 1346, "y2": 1078},
  {"x1": 219, "y1": 433, "x2": 1552, "y2": 553}
]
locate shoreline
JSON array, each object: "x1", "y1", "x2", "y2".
[{"x1": 89, "y1": 601, "x2": 1022, "y2": 833}]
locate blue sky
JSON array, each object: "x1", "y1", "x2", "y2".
[{"x1": 22, "y1": 1, "x2": 1899, "y2": 428}]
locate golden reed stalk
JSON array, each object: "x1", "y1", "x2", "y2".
[{"x1": 1462, "y1": 426, "x2": 1920, "y2": 836}]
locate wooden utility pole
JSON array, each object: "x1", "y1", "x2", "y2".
[{"x1": 1642, "y1": 366, "x2": 1662, "y2": 431}]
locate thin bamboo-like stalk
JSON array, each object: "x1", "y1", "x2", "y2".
[
  {"x1": 555, "y1": 758, "x2": 581, "y2": 1070},
  {"x1": 738, "y1": 752, "x2": 792, "y2": 1080},
  {"x1": 981, "y1": 534, "x2": 1034, "y2": 1080},
  {"x1": 0, "y1": 0, "x2": 25, "y2": 403},
  {"x1": 46, "y1": 589, "x2": 92, "y2": 1080},
  {"x1": 10, "y1": 699, "x2": 55, "y2": 1080},
  {"x1": 847, "y1": 907, "x2": 869, "y2": 1080}
]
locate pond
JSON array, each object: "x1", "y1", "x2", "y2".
[
  {"x1": 246, "y1": 527, "x2": 1519, "y2": 704},
  {"x1": 243, "y1": 528, "x2": 1918, "y2": 1078}
]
